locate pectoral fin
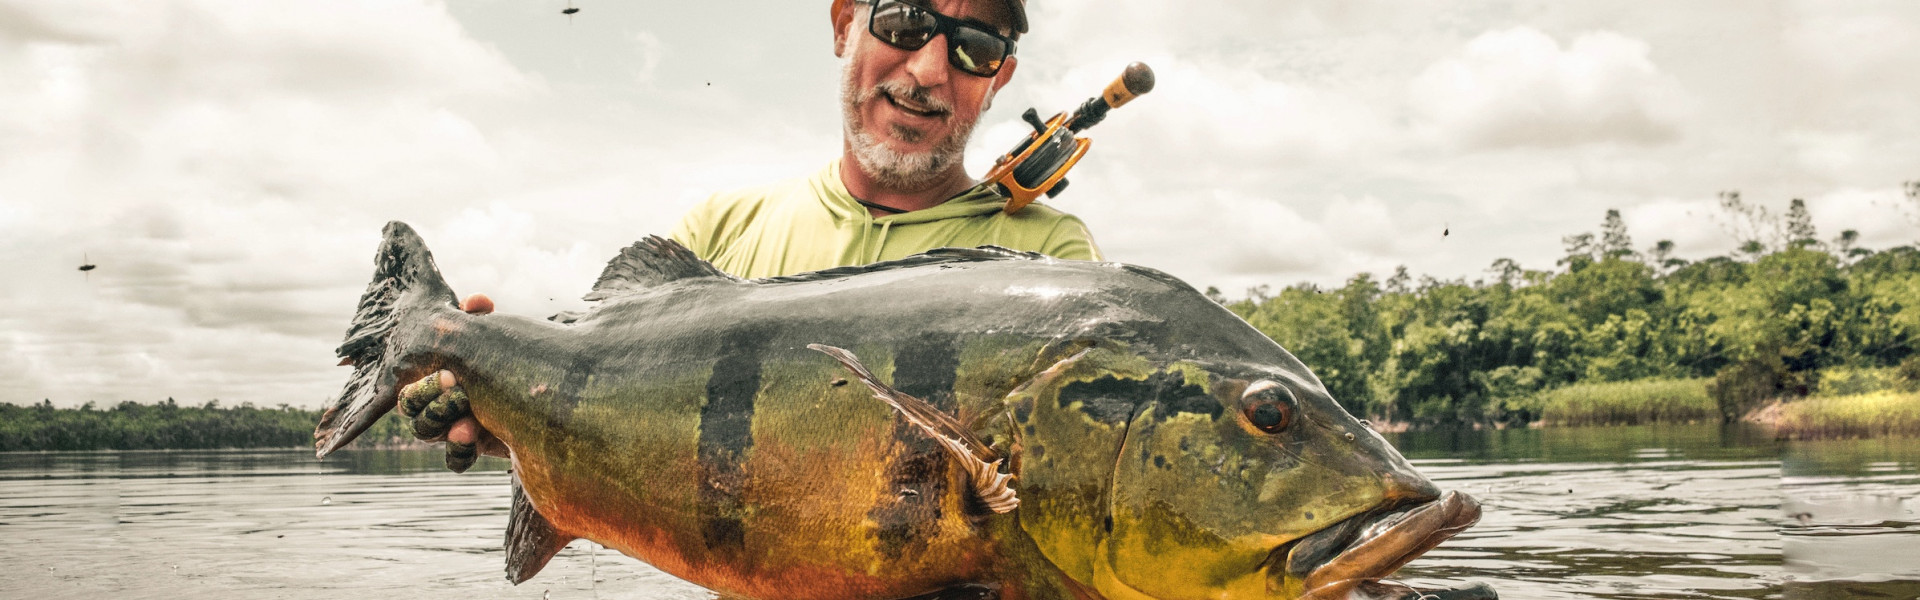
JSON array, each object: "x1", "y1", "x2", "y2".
[
  {"x1": 808, "y1": 344, "x2": 1019, "y2": 514},
  {"x1": 505, "y1": 471, "x2": 578, "y2": 584}
]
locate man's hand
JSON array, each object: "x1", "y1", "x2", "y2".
[{"x1": 395, "y1": 294, "x2": 507, "y2": 472}]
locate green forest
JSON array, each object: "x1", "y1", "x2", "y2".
[
  {"x1": 0, "y1": 399, "x2": 415, "y2": 452},
  {"x1": 1219, "y1": 189, "x2": 1920, "y2": 429},
  {"x1": 4, "y1": 189, "x2": 1918, "y2": 450}
]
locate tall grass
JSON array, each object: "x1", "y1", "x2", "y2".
[
  {"x1": 1774, "y1": 391, "x2": 1920, "y2": 440},
  {"x1": 1533, "y1": 378, "x2": 1716, "y2": 426},
  {"x1": 1816, "y1": 366, "x2": 1911, "y2": 397}
]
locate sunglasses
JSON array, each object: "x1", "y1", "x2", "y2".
[{"x1": 862, "y1": 0, "x2": 1017, "y2": 78}]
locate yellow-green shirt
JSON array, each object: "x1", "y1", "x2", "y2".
[{"x1": 670, "y1": 160, "x2": 1102, "y2": 278}]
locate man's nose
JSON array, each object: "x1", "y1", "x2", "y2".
[{"x1": 902, "y1": 32, "x2": 951, "y2": 89}]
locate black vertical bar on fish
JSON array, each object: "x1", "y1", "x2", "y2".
[
  {"x1": 697, "y1": 327, "x2": 766, "y2": 552},
  {"x1": 871, "y1": 332, "x2": 961, "y2": 554},
  {"x1": 544, "y1": 355, "x2": 593, "y2": 429},
  {"x1": 892, "y1": 332, "x2": 959, "y2": 412}
]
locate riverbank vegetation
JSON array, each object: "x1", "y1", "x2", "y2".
[
  {"x1": 1224, "y1": 190, "x2": 1920, "y2": 431},
  {"x1": 1515, "y1": 378, "x2": 1717, "y2": 426},
  {"x1": 0, "y1": 399, "x2": 414, "y2": 452},
  {"x1": 1772, "y1": 391, "x2": 1920, "y2": 440}
]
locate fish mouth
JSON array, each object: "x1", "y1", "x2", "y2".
[{"x1": 1268, "y1": 491, "x2": 1485, "y2": 600}]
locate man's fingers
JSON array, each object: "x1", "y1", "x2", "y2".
[
  {"x1": 400, "y1": 367, "x2": 496, "y2": 471},
  {"x1": 446, "y1": 418, "x2": 484, "y2": 472},
  {"x1": 447, "y1": 417, "x2": 482, "y2": 445},
  {"x1": 462, "y1": 293, "x2": 494, "y2": 315},
  {"x1": 398, "y1": 374, "x2": 442, "y2": 418},
  {"x1": 446, "y1": 439, "x2": 479, "y2": 473},
  {"x1": 453, "y1": 417, "x2": 509, "y2": 459},
  {"x1": 411, "y1": 386, "x2": 470, "y2": 441}
]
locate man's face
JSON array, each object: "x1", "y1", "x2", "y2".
[{"x1": 837, "y1": 0, "x2": 1018, "y2": 189}]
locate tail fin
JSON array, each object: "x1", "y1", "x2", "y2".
[{"x1": 314, "y1": 221, "x2": 460, "y2": 458}]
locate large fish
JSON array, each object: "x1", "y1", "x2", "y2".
[{"x1": 314, "y1": 222, "x2": 1493, "y2": 600}]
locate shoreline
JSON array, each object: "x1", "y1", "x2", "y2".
[{"x1": 6, "y1": 389, "x2": 1916, "y2": 452}]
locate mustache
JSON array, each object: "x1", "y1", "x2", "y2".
[{"x1": 863, "y1": 80, "x2": 953, "y2": 118}]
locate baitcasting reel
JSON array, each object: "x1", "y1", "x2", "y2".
[{"x1": 984, "y1": 62, "x2": 1155, "y2": 214}]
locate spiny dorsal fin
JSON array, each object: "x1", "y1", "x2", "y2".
[
  {"x1": 808, "y1": 344, "x2": 1019, "y2": 514},
  {"x1": 505, "y1": 471, "x2": 579, "y2": 584},
  {"x1": 753, "y1": 245, "x2": 1046, "y2": 284},
  {"x1": 584, "y1": 236, "x2": 736, "y2": 301}
]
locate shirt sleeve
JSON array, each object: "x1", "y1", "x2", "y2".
[{"x1": 1042, "y1": 215, "x2": 1103, "y2": 261}]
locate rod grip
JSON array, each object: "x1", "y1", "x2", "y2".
[{"x1": 1100, "y1": 62, "x2": 1156, "y2": 109}]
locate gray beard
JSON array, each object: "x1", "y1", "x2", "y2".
[{"x1": 841, "y1": 63, "x2": 977, "y2": 191}]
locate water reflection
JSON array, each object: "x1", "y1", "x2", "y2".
[
  {"x1": 0, "y1": 425, "x2": 1913, "y2": 600},
  {"x1": 1382, "y1": 424, "x2": 1920, "y2": 600},
  {"x1": 1387, "y1": 423, "x2": 1783, "y2": 463}
]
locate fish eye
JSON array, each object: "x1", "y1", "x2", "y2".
[{"x1": 1240, "y1": 380, "x2": 1294, "y2": 434}]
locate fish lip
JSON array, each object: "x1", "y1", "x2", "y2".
[{"x1": 1270, "y1": 491, "x2": 1483, "y2": 599}]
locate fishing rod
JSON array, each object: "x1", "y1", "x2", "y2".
[{"x1": 983, "y1": 61, "x2": 1155, "y2": 214}]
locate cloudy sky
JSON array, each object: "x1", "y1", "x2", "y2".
[{"x1": 3, "y1": 0, "x2": 1917, "y2": 407}]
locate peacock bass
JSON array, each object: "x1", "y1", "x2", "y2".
[{"x1": 314, "y1": 222, "x2": 1493, "y2": 600}]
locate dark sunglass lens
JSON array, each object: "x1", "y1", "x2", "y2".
[
  {"x1": 948, "y1": 27, "x2": 1008, "y2": 76},
  {"x1": 871, "y1": 2, "x2": 936, "y2": 50}
]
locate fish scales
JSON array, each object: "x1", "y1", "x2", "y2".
[{"x1": 315, "y1": 222, "x2": 1496, "y2": 600}]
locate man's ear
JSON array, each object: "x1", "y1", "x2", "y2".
[
  {"x1": 832, "y1": 0, "x2": 858, "y2": 58},
  {"x1": 985, "y1": 55, "x2": 1019, "y2": 106}
]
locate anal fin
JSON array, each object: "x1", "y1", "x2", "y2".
[{"x1": 506, "y1": 471, "x2": 579, "y2": 584}]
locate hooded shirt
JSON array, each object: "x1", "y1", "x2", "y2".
[{"x1": 670, "y1": 160, "x2": 1102, "y2": 279}]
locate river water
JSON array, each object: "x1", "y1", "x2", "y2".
[{"x1": 1, "y1": 424, "x2": 1914, "y2": 600}]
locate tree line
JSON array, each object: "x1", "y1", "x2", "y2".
[
  {"x1": 1216, "y1": 186, "x2": 1920, "y2": 426},
  {"x1": 0, "y1": 399, "x2": 414, "y2": 452}
]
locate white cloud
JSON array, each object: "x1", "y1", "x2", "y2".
[
  {"x1": 1409, "y1": 27, "x2": 1692, "y2": 150},
  {"x1": 0, "y1": 0, "x2": 548, "y2": 406},
  {"x1": 1806, "y1": 187, "x2": 1920, "y2": 249},
  {"x1": 1622, "y1": 198, "x2": 1738, "y2": 259},
  {"x1": 1621, "y1": 187, "x2": 1917, "y2": 261},
  {"x1": 1138, "y1": 59, "x2": 1393, "y2": 162},
  {"x1": 631, "y1": 31, "x2": 666, "y2": 85},
  {"x1": 1784, "y1": 5, "x2": 1920, "y2": 87}
]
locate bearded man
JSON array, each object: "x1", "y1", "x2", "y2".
[
  {"x1": 672, "y1": 0, "x2": 1099, "y2": 277},
  {"x1": 403, "y1": 0, "x2": 1100, "y2": 471}
]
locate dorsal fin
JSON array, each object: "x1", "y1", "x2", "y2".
[
  {"x1": 754, "y1": 245, "x2": 1046, "y2": 284},
  {"x1": 583, "y1": 236, "x2": 736, "y2": 301},
  {"x1": 504, "y1": 471, "x2": 579, "y2": 584},
  {"x1": 809, "y1": 344, "x2": 1019, "y2": 514}
]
